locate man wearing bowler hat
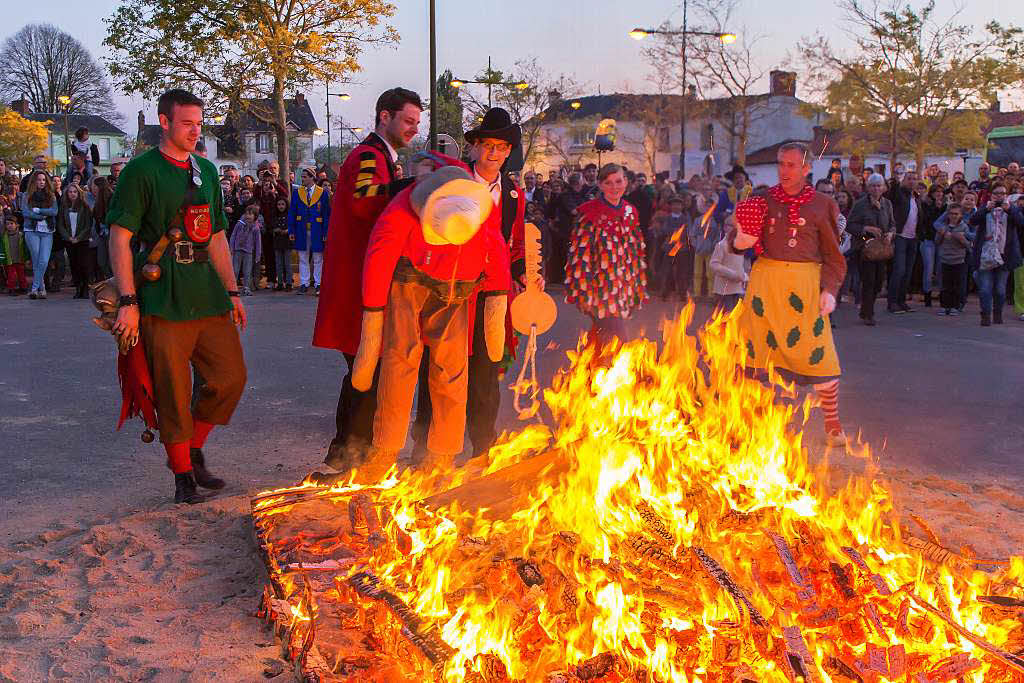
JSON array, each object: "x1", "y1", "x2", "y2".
[{"x1": 412, "y1": 108, "x2": 528, "y2": 459}]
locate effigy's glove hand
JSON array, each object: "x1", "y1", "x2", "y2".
[
  {"x1": 483, "y1": 294, "x2": 508, "y2": 363},
  {"x1": 352, "y1": 310, "x2": 385, "y2": 391}
]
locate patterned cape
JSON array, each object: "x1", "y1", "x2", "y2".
[{"x1": 566, "y1": 198, "x2": 648, "y2": 319}]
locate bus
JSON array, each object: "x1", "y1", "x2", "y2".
[{"x1": 986, "y1": 125, "x2": 1024, "y2": 168}]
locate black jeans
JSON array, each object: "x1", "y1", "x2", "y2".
[
  {"x1": 331, "y1": 352, "x2": 379, "y2": 449},
  {"x1": 412, "y1": 296, "x2": 503, "y2": 458},
  {"x1": 940, "y1": 262, "x2": 967, "y2": 310},
  {"x1": 859, "y1": 256, "x2": 886, "y2": 320}
]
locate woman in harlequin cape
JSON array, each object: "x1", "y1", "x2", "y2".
[
  {"x1": 731, "y1": 142, "x2": 848, "y2": 448},
  {"x1": 565, "y1": 163, "x2": 648, "y2": 344}
]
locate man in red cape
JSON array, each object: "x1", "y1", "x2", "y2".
[{"x1": 312, "y1": 88, "x2": 421, "y2": 470}]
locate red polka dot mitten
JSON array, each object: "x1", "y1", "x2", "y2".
[{"x1": 734, "y1": 196, "x2": 767, "y2": 252}]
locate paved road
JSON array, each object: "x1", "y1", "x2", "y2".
[{"x1": 1, "y1": 287, "x2": 1021, "y2": 542}]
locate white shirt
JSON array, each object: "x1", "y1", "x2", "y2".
[
  {"x1": 901, "y1": 195, "x2": 918, "y2": 239},
  {"x1": 380, "y1": 135, "x2": 399, "y2": 164},
  {"x1": 473, "y1": 167, "x2": 501, "y2": 206},
  {"x1": 68, "y1": 211, "x2": 79, "y2": 240}
]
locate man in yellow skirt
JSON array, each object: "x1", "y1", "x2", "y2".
[{"x1": 731, "y1": 142, "x2": 848, "y2": 446}]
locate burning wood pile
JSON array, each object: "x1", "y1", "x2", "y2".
[{"x1": 252, "y1": 308, "x2": 1024, "y2": 682}]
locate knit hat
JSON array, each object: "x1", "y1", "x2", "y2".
[{"x1": 411, "y1": 165, "x2": 493, "y2": 245}]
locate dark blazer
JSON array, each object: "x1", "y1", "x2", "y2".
[
  {"x1": 968, "y1": 205, "x2": 1023, "y2": 272},
  {"x1": 885, "y1": 182, "x2": 921, "y2": 237},
  {"x1": 55, "y1": 203, "x2": 94, "y2": 243}
]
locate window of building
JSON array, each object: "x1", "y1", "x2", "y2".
[
  {"x1": 657, "y1": 127, "x2": 670, "y2": 152},
  {"x1": 93, "y1": 137, "x2": 110, "y2": 161},
  {"x1": 571, "y1": 129, "x2": 594, "y2": 147},
  {"x1": 255, "y1": 133, "x2": 272, "y2": 153},
  {"x1": 700, "y1": 123, "x2": 714, "y2": 151}
]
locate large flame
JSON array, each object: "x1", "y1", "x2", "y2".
[{"x1": 254, "y1": 304, "x2": 1024, "y2": 681}]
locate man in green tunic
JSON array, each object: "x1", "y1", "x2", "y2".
[{"x1": 107, "y1": 89, "x2": 248, "y2": 504}]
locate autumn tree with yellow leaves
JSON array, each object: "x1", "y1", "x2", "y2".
[
  {"x1": 103, "y1": 0, "x2": 398, "y2": 173},
  {"x1": 0, "y1": 108, "x2": 51, "y2": 170}
]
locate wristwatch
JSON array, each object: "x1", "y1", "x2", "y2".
[
  {"x1": 118, "y1": 294, "x2": 139, "y2": 307},
  {"x1": 227, "y1": 290, "x2": 241, "y2": 298}
]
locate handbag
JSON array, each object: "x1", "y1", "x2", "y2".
[
  {"x1": 862, "y1": 236, "x2": 894, "y2": 262},
  {"x1": 979, "y1": 238, "x2": 1003, "y2": 271}
]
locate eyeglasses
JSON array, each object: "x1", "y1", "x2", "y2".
[{"x1": 479, "y1": 141, "x2": 511, "y2": 154}]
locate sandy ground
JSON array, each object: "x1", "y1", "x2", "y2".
[{"x1": 1, "y1": 291, "x2": 1022, "y2": 681}]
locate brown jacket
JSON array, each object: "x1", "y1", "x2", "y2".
[{"x1": 759, "y1": 191, "x2": 846, "y2": 296}]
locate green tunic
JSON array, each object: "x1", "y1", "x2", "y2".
[{"x1": 106, "y1": 148, "x2": 231, "y2": 321}]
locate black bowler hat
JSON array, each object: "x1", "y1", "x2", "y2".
[
  {"x1": 465, "y1": 107, "x2": 521, "y2": 148},
  {"x1": 724, "y1": 164, "x2": 748, "y2": 182}
]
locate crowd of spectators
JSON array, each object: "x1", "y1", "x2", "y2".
[
  {"x1": 518, "y1": 157, "x2": 1023, "y2": 327},
  {"x1": 4, "y1": 144, "x2": 1021, "y2": 330}
]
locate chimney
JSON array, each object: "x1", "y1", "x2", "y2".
[
  {"x1": 10, "y1": 94, "x2": 30, "y2": 116},
  {"x1": 295, "y1": 93, "x2": 305, "y2": 106},
  {"x1": 137, "y1": 110, "x2": 145, "y2": 134},
  {"x1": 990, "y1": 98, "x2": 1001, "y2": 112},
  {"x1": 769, "y1": 70, "x2": 797, "y2": 97}
]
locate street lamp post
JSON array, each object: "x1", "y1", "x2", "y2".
[
  {"x1": 324, "y1": 84, "x2": 351, "y2": 170},
  {"x1": 429, "y1": 0, "x2": 438, "y2": 151},
  {"x1": 58, "y1": 94, "x2": 71, "y2": 170},
  {"x1": 630, "y1": 4, "x2": 735, "y2": 180},
  {"x1": 450, "y1": 56, "x2": 529, "y2": 109}
]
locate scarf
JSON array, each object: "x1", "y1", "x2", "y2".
[
  {"x1": 768, "y1": 184, "x2": 816, "y2": 226},
  {"x1": 987, "y1": 208, "x2": 1007, "y2": 253}
]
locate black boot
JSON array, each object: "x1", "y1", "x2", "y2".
[
  {"x1": 174, "y1": 472, "x2": 204, "y2": 504},
  {"x1": 924, "y1": 292, "x2": 932, "y2": 307},
  {"x1": 994, "y1": 308, "x2": 1003, "y2": 324},
  {"x1": 190, "y1": 448, "x2": 225, "y2": 489},
  {"x1": 981, "y1": 312, "x2": 991, "y2": 327}
]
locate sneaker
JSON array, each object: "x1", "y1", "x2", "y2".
[
  {"x1": 37, "y1": 290, "x2": 46, "y2": 299},
  {"x1": 297, "y1": 285, "x2": 308, "y2": 295},
  {"x1": 900, "y1": 303, "x2": 913, "y2": 313},
  {"x1": 948, "y1": 308, "x2": 960, "y2": 316},
  {"x1": 28, "y1": 291, "x2": 37, "y2": 300},
  {"x1": 887, "y1": 305, "x2": 901, "y2": 314},
  {"x1": 314, "y1": 285, "x2": 320, "y2": 296},
  {"x1": 941, "y1": 308, "x2": 950, "y2": 316},
  {"x1": 1019, "y1": 313, "x2": 1024, "y2": 322},
  {"x1": 242, "y1": 288, "x2": 253, "y2": 296}
]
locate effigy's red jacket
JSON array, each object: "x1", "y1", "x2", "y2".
[{"x1": 362, "y1": 186, "x2": 510, "y2": 310}]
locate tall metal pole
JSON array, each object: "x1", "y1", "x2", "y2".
[
  {"x1": 429, "y1": 0, "x2": 438, "y2": 151},
  {"x1": 325, "y1": 79, "x2": 332, "y2": 170},
  {"x1": 679, "y1": 0, "x2": 688, "y2": 181},
  {"x1": 487, "y1": 55, "x2": 493, "y2": 108}
]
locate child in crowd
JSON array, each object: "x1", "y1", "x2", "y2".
[
  {"x1": 1, "y1": 213, "x2": 29, "y2": 294},
  {"x1": 936, "y1": 203, "x2": 972, "y2": 316},
  {"x1": 71, "y1": 127, "x2": 99, "y2": 177},
  {"x1": 229, "y1": 204, "x2": 262, "y2": 295},
  {"x1": 272, "y1": 197, "x2": 293, "y2": 291},
  {"x1": 708, "y1": 231, "x2": 749, "y2": 312}
]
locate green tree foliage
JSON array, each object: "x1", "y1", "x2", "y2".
[
  {"x1": 800, "y1": 0, "x2": 1024, "y2": 171},
  {"x1": 103, "y1": 0, "x2": 398, "y2": 174},
  {"x1": 433, "y1": 69, "x2": 464, "y2": 156}
]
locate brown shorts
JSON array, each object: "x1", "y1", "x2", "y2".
[{"x1": 140, "y1": 313, "x2": 247, "y2": 444}]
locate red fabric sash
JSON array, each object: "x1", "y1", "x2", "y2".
[{"x1": 117, "y1": 344, "x2": 158, "y2": 432}]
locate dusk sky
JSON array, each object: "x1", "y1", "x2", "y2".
[{"x1": 3, "y1": 0, "x2": 1022, "y2": 138}]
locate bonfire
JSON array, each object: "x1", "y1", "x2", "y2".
[{"x1": 251, "y1": 305, "x2": 1024, "y2": 682}]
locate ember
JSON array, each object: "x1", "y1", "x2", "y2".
[{"x1": 252, "y1": 305, "x2": 1024, "y2": 681}]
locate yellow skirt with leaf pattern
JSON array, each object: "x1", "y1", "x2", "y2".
[{"x1": 739, "y1": 258, "x2": 840, "y2": 384}]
